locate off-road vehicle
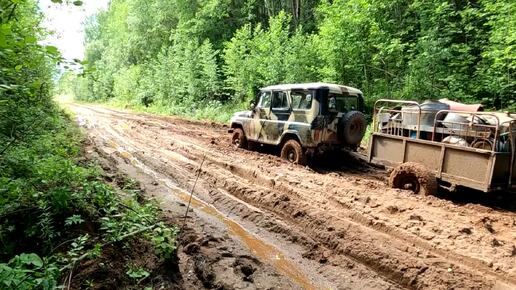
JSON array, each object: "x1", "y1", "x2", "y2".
[{"x1": 229, "y1": 82, "x2": 367, "y2": 165}]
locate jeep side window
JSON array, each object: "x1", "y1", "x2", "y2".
[
  {"x1": 291, "y1": 90, "x2": 313, "y2": 110},
  {"x1": 271, "y1": 91, "x2": 289, "y2": 110},
  {"x1": 345, "y1": 97, "x2": 358, "y2": 110},
  {"x1": 328, "y1": 93, "x2": 358, "y2": 112},
  {"x1": 258, "y1": 91, "x2": 271, "y2": 108}
]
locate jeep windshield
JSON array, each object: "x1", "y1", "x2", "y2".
[{"x1": 327, "y1": 93, "x2": 360, "y2": 112}]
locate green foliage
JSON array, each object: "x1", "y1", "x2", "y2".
[
  {"x1": 0, "y1": 253, "x2": 58, "y2": 290},
  {"x1": 65, "y1": 0, "x2": 325, "y2": 119},
  {"x1": 1, "y1": 1, "x2": 180, "y2": 288},
  {"x1": 150, "y1": 224, "x2": 179, "y2": 259},
  {"x1": 113, "y1": 65, "x2": 142, "y2": 105},
  {"x1": 223, "y1": 12, "x2": 319, "y2": 103},
  {"x1": 126, "y1": 265, "x2": 150, "y2": 282},
  {"x1": 0, "y1": 112, "x2": 180, "y2": 288},
  {"x1": 478, "y1": 0, "x2": 516, "y2": 110},
  {"x1": 64, "y1": 214, "x2": 84, "y2": 226},
  {"x1": 1, "y1": 0, "x2": 56, "y2": 145},
  {"x1": 315, "y1": 0, "x2": 515, "y2": 108},
  {"x1": 62, "y1": 0, "x2": 514, "y2": 121},
  {"x1": 151, "y1": 35, "x2": 221, "y2": 106}
]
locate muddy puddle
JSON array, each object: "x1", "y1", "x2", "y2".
[{"x1": 107, "y1": 139, "x2": 318, "y2": 290}]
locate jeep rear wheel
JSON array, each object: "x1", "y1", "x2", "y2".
[
  {"x1": 389, "y1": 162, "x2": 437, "y2": 195},
  {"x1": 281, "y1": 140, "x2": 307, "y2": 165},
  {"x1": 231, "y1": 128, "x2": 247, "y2": 149}
]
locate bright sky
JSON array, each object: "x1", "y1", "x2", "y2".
[{"x1": 39, "y1": 0, "x2": 109, "y2": 61}]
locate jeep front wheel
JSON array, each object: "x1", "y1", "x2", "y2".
[
  {"x1": 231, "y1": 128, "x2": 247, "y2": 149},
  {"x1": 389, "y1": 162, "x2": 437, "y2": 195},
  {"x1": 280, "y1": 140, "x2": 307, "y2": 165}
]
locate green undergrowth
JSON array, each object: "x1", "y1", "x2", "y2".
[
  {"x1": 360, "y1": 123, "x2": 374, "y2": 148},
  {"x1": 0, "y1": 111, "x2": 179, "y2": 290}
]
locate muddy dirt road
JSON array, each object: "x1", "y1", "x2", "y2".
[{"x1": 71, "y1": 104, "x2": 516, "y2": 290}]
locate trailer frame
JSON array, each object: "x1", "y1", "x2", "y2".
[{"x1": 368, "y1": 99, "x2": 516, "y2": 193}]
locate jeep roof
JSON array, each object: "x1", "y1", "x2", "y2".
[{"x1": 260, "y1": 82, "x2": 363, "y2": 95}]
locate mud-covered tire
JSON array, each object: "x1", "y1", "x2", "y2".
[
  {"x1": 340, "y1": 111, "x2": 367, "y2": 146},
  {"x1": 388, "y1": 162, "x2": 437, "y2": 195},
  {"x1": 231, "y1": 128, "x2": 247, "y2": 149},
  {"x1": 280, "y1": 140, "x2": 307, "y2": 165}
]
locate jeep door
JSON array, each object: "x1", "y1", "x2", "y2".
[
  {"x1": 290, "y1": 89, "x2": 317, "y2": 145},
  {"x1": 248, "y1": 90, "x2": 272, "y2": 141},
  {"x1": 267, "y1": 90, "x2": 291, "y2": 144}
]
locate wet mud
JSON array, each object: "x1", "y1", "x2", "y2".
[{"x1": 73, "y1": 104, "x2": 516, "y2": 290}]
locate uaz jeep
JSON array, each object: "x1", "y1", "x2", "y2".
[{"x1": 229, "y1": 82, "x2": 367, "y2": 165}]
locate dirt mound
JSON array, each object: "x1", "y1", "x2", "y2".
[{"x1": 72, "y1": 239, "x2": 182, "y2": 290}]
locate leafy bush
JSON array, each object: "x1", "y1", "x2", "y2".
[
  {"x1": 0, "y1": 113, "x2": 180, "y2": 289},
  {"x1": 0, "y1": 253, "x2": 59, "y2": 290},
  {"x1": 1, "y1": 2, "x2": 179, "y2": 288},
  {"x1": 223, "y1": 12, "x2": 320, "y2": 103}
]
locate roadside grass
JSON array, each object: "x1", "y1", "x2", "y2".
[{"x1": 0, "y1": 109, "x2": 179, "y2": 289}]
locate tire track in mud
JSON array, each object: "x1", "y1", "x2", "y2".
[
  {"x1": 119, "y1": 127, "x2": 512, "y2": 288},
  {"x1": 76, "y1": 106, "x2": 404, "y2": 289},
  {"x1": 129, "y1": 145, "x2": 495, "y2": 289},
  {"x1": 72, "y1": 104, "x2": 516, "y2": 290},
  {"x1": 112, "y1": 137, "x2": 399, "y2": 288},
  {"x1": 108, "y1": 146, "x2": 319, "y2": 290}
]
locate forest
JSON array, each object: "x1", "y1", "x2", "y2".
[
  {"x1": 1, "y1": 0, "x2": 515, "y2": 288},
  {"x1": 62, "y1": 0, "x2": 516, "y2": 121}
]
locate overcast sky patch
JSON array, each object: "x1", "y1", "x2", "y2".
[{"x1": 38, "y1": 0, "x2": 109, "y2": 61}]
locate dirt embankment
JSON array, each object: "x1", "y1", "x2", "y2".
[{"x1": 73, "y1": 104, "x2": 516, "y2": 290}]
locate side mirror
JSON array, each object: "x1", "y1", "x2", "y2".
[{"x1": 249, "y1": 102, "x2": 256, "y2": 110}]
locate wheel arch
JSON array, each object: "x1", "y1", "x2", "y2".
[
  {"x1": 230, "y1": 122, "x2": 244, "y2": 129},
  {"x1": 279, "y1": 131, "x2": 303, "y2": 148}
]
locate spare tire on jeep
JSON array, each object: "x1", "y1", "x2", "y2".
[{"x1": 339, "y1": 111, "x2": 367, "y2": 146}]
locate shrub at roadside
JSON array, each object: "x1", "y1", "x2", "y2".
[
  {"x1": 0, "y1": 113, "x2": 179, "y2": 290},
  {"x1": 1, "y1": 0, "x2": 180, "y2": 288}
]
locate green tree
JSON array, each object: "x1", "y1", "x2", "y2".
[
  {"x1": 72, "y1": 0, "x2": 515, "y2": 115},
  {"x1": 223, "y1": 12, "x2": 319, "y2": 102}
]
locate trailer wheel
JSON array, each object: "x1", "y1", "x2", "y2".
[
  {"x1": 471, "y1": 139, "x2": 493, "y2": 150},
  {"x1": 281, "y1": 140, "x2": 307, "y2": 165},
  {"x1": 231, "y1": 128, "x2": 247, "y2": 149},
  {"x1": 389, "y1": 162, "x2": 437, "y2": 195}
]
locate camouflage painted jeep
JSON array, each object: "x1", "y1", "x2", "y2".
[{"x1": 229, "y1": 83, "x2": 367, "y2": 165}]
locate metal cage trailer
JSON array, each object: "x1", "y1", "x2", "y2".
[{"x1": 368, "y1": 99, "x2": 516, "y2": 195}]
